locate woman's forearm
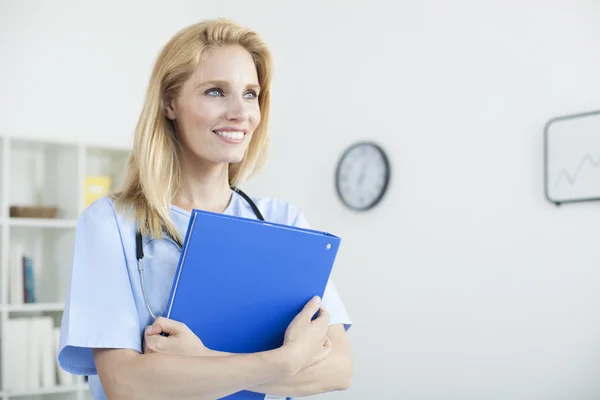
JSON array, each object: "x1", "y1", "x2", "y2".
[
  {"x1": 247, "y1": 348, "x2": 352, "y2": 397},
  {"x1": 206, "y1": 347, "x2": 352, "y2": 397},
  {"x1": 94, "y1": 348, "x2": 296, "y2": 400}
]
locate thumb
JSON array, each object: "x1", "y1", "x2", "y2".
[
  {"x1": 146, "y1": 317, "x2": 181, "y2": 336},
  {"x1": 145, "y1": 322, "x2": 162, "y2": 336},
  {"x1": 299, "y1": 296, "x2": 321, "y2": 321}
]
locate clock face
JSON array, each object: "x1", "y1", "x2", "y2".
[{"x1": 335, "y1": 142, "x2": 390, "y2": 211}]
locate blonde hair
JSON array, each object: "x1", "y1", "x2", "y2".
[{"x1": 113, "y1": 18, "x2": 273, "y2": 242}]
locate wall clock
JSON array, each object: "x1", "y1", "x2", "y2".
[{"x1": 335, "y1": 141, "x2": 390, "y2": 211}]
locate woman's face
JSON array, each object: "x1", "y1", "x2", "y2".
[{"x1": 166, "y1": 45, "x2": 261, "y2": 167}]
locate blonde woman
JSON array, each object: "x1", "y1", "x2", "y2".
[{"x1": 58, "y1": 19, "x2": 353, "y2": 400}]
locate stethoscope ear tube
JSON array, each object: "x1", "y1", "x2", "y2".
[
  {"x1": 136, "y1": 231, "x2": 144, "y2": 260},
  {"x1": 138, "y1": 258, "x2": 158, "y2": 320}
]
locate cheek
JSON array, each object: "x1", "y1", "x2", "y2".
[
  {"x1": 250, "y1": 105, "x2": 262, "y2": 129},
  {"x1": 191, "y1": 108, "x2": 219, "y2": 129},
  {"x1": 182, "y1": 99, "x2": 221, "y2": 129}
]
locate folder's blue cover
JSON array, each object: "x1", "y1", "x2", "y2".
[{"x1": 165, "y1": 209, "x2": 341, "y2": 400}]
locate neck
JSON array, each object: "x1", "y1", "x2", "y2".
[{"x1": 173, "y1": 157, "x2": 232, "y2": 214}]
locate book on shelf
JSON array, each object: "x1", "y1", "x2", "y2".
[
  {"x1": 84, "y1": 175, "x2": 111, "y2": 207},
  {"x1": 8, "y1": 243, "x2": 36, "y2": 304},
  {"x1": 5, "y1": 317, "x2": 79, "y2": 392}
]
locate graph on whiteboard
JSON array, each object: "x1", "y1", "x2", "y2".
[{"x1": 545, "y1": 111, "x2": 600, "y2": 204}]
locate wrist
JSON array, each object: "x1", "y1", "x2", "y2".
[
  {"x1": 253, "y1": 345, "x2": 299, "y2": 378},
  {"x1": 273, "y1": 344, "x2": 303, "y2": 376},
  {"x1": 190, "y1": 341, "x2": 220, "y2": 357}
]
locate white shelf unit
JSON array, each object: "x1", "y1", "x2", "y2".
[{"x1": 0, "y1": 134, "x2": 130, "y2": 400}]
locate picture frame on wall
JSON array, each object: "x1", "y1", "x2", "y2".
[{"x1": 544, "y1": 110, "x2": 600, "y2": 205}]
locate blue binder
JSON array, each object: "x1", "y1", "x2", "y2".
[{"x1": 165, "y1": 209, "x2": 341, "y2": 400}]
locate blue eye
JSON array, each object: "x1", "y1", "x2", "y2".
[
  {"x1": 206, "y1": 88, "x2": 223, "y2": 97},
  {"x1": 244, "y1": 91, "x2": 258, "y2": 99}
]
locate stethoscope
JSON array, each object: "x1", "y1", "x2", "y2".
[{"x1": 136, "y1": 187, "x2": 265, "y2": 320}]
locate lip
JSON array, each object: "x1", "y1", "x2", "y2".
[
  {"x1": 213, "y1": 127, "x2": 247, "y2": 134},
  {"x1": 213, "y1": 128, "x2": 247, "y2": 144}
]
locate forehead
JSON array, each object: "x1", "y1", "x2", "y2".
[{"x1": 191, "y1": 45, "x2": 259, "y2": 85}]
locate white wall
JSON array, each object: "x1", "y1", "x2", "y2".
[{"x1": 3, "y1": 0, "x2": 600, "y2": 398}]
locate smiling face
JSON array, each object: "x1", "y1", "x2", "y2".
[{"x1": 165, "y1": 45, "x2": 261, "y2": 167}]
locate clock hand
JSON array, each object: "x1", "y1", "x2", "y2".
[{"x1": 357, "y1": 163, "x2": 366, "y2": 185}]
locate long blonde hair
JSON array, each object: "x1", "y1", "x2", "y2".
[{"x1": 113, "y1": 18, "x2": 273, "y2": 242}]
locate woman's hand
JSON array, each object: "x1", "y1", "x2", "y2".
[
  {"x1": 143, "y1": 317, "x2": 210, "y2": 357},
  {"x1": 303, "y1": 335, "x2": 332, "y2": 369},
  {"x1": 281, "y1": 296, "x2": 332, "y2": 374},
  {"x1": 143, "y1": 298, "x2": 333, "y2": 375}
]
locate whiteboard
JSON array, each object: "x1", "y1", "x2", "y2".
[{"x1": 545, "y1": 110, "x2": 600, "y2": 205}]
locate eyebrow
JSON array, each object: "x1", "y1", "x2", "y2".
[{"x1": 197, "y1": 80, "x2": 261, "y2": 92}]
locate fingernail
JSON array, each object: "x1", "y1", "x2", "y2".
[
  {"x1": 145, "y1": 325, "x2": 152, "y2": 334},
  {"x1": 312, "y1": 296, "x2": 321, "y2": 304}
]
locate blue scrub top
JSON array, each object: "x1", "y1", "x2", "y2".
[{"x1": 58, "y1": 190, "x2": 352, "y2": 399}]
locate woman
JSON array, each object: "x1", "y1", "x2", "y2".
[{"x1": 58, "y1": 18, "x2": 353, "y2": 400}]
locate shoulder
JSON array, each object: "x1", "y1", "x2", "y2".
[
  {"x1": 243, "y1": 194, "x2": 311, "y2": 229},
  {"x1": 78, "y1": 196, "x2": 119, "y2": 224},
  {"x1": 76, "y1": 196, "x2": 132, "y2": 234}
]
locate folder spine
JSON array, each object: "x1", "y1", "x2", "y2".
[{"x1": 165, "y1": 211, "x2": 198, "y2": 318}]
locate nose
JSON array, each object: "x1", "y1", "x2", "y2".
[{"x1": 225, "y1": 96, "x2": 249, "y2": 122}]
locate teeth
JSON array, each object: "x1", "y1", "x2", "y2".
[{"x1": 215, "y1": 131, "x2": 244, "y2": 140}]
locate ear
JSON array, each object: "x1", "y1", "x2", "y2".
[{"x1": 164, "y1": 94, "x2": 177, "y2": 120}]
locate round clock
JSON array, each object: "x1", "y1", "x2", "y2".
[{"x1": 335, "y1": 141, "x2": 390, "y2": 211}]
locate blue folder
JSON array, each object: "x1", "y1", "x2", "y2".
[{"x1": 165, "y1": 209, "x2": 341, "y2": 400}]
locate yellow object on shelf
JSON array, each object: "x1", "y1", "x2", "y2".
[{"x1": 84, "y1": 176, "x2": 112, "y2": 207}]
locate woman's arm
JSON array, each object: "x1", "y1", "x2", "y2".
[
  {"x1": 96, "y1": 295, "x2": 328, "y2": 400},
  {"x1": 247, "y1": 324, "x2": 353, "y2": 397},
  {"x1": 144, "y1": 319, "x2": 353, "y2": 397},
  {"x1": 94, "y1": 347, "x2": 293, "y2": 400}
]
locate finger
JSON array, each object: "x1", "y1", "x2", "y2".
[
  {"x1": 143, "y1": 335, "x2": 165, "y2": 353},
  {"x1": 313, "y1": 307, "x2": 330, "y2": 325},
  {"x1": 322, "y1": 337, "x2": 332, "y2": 356},
  {"x1": 148, "y1": 317, "x2": 184, "y2": 336},
  {"x1": 296, "y1": 296, "x2": 322, "y2": 322},
  {"x1": 317, "y1": 307, "x2": 330, "y2": 319},
  {"x1": 320, "y1": 338, "x2": 332, "y2": 358},
  {"x1": 145, "y1": 318, "x2": 168, "y2": 336},
  {"x1": 310, "y1": 338, "x2": 333, "y2": 366},
  {"x1": 145, "y1": 323, "x2": 162, "y2": 336}
]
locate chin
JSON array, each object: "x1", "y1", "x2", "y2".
[
  {"x1": 212, "y1": 149, "x2": 248, "y2": 164},
  {"x1": 187, "y1": 141, "x2": 249, "y2": 165}
]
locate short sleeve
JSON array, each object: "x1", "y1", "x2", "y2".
[
  {"x1": 58, "y1": 198, "x2": 142, "y2": 376},
  {"x1": 289, "y1": 205, "x2": 353, "y2": 331}
]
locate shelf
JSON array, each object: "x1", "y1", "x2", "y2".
[
  {"x1": 0, "y1": 134, "x2": 130, "y2": 397},
  {"x1": 86, "y1": 145, "x2": 129, "y2": 201},
  {"x1": 8, "y1": 218, "x2": 77, "y2": 229},
  {"x1": 9, "y1": 138, "x2": 80, "y2": 220},
  {"x1": 3, "y1": 302, "x2": 65, "y2": 313},
  {"x1": 1, "y1": 384, "x2": 81, "y2": 397}
]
